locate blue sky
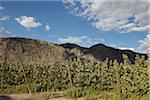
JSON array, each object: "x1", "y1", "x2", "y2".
[{"x1": 0, "y1": 1, "x2": 149, "y2": 53}]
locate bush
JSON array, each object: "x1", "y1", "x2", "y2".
[{"x1": 0, "y1": 53, "x2": 149, "y2": 99}]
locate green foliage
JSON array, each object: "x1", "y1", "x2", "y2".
[
  {"x1": 0, "y1": 53, "x2": 149, "y2": 99},
  {"x1": 120, "y1": 55, "x2": 149, "y2": 98}
]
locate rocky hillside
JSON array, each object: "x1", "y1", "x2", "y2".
[
  {"x1": 0, "y1": 37, "x2": 67, "y2": 64},
  {"x1": 0, "y1": 37, "x2": 148, "y2": 64},
  {"x1": 60, "y1": 43, "x2": 148, "y2": 63}
]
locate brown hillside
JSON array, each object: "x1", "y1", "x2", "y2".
[
  {"x1": 0, "y1": 37, "x2": 148, "y2": 64},
  {"x1": 0, "y1": 37, "x2": 67, "y2": 64}
]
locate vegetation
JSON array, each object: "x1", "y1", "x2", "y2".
[{"x1": 0, "y1": 51, "x2": 149, "y2": 100}]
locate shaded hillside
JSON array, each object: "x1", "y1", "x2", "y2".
[
  {"x1": 0, "y1": 37, "x2": 67, "y2": 64},
  {"x1": 60, "y1": 43, "x2": 148, "y2": 63},
  {"x1": 0, "y1": 37, "x2": 148, "y2": 64}
]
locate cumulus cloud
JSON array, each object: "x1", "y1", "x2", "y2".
[
  {"x1": 58, "y1": 36, "x2": 87, "y2": 45},
  {"x1": 0, "y1": 27, "x2": 11, "y2": 34},
  {"x1": 44, "y1": 24, "x2": 51, "y2": 32},
  {"x1": 0, "y1": 16, "x2": 10, "y2": 21},
  {"x1": 15, "y1": 16, "x2": 42, "y2": 30},
  {"x1": 0, "y1": 6, "x2": 4, "y2": 10},
  {"x1": 139, "y1": 34, "x2": 150, "y2": 53},
  {"x1": 119, "y1": 47, "x2": 135, "y2": 51},
  {"x1": 82, "y1": 37, "x2": 105, "y2": 47},
  {"x1": 64, "y1": 0, "x2": 150, "y2": 32}
]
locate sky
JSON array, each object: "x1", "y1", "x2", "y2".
[{"x1": 0, "y1": 0, "x2": 150, "y2": 53}]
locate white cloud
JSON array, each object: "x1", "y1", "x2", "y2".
[
  {"x1": 0, "y1": 6, "x2": 4, "y2": 10},
  {"x1": 0, "y1": 27, "x2": 11, "y2": 34},
  {"x1": 0, "y1": 27, "x2": 5, "y2": 34},
  {"x1": 64, "y1": 0, "x2": 150, "y2": 32},
  {"x1": 119, "y1": 47, "x2": 135, "y2": 51},
  {"x1": 44, "y1": 24, "x2": 51, "y2": 32},
  {"x1": 58, "y1": 36, "x2": 87, "y2": 45},
  {"x1": 82, "y1": 37, "x2": 105, "y2": 47},
  {"x1": 0, "y1": 16, "x2": 10, "y2": 21},
  {"x1": 63, "y1": 0, "x2": 76, "y2": 6},
  {"x1": 139, "y1": 34, "x2": 150, "y2": 53},
  {"x1": 15, "y1": 16, "x2": 42, "y2": 30}
]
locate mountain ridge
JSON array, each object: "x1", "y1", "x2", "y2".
[
  {"x1": 0, "y1": 37, "x2": 148, "y2": 64},
  {"x1": 60, "y1": 43, "x2": 148, "y2": 63}
]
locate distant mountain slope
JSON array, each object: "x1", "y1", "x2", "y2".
[
  {"x1": 0, "y1": 37, "x2": 67, "y2": 64},
  {"x1": 60, "y1": 43, "x2": 148, "y2": 63},
  {"x1": 0, "y1": 37, "x2": 148, "y2": 64}
]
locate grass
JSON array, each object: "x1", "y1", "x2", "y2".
[
  {"x1": 0, "y1": 87, "x2": 149, "y2": 100},
  {"x1": 127, "y1": 93, "x2": 149, "y2": 100},
  {"x1": 64, "y1": 87, "x2": 149, "y2": 100},
  {"x1": 0, "y1": 84, "x2": 28, "y2": 94}
]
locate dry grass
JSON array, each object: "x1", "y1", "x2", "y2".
[{"x1": 0, "y1": 91, "x2": 66, "y2": 100}]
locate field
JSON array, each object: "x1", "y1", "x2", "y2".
[{"x1": 0, "y1": 54, "x2": 149, "y2": 100}]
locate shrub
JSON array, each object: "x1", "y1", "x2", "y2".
[{"x1": 0, "y1": 53, "x2": 149, "y2": 99}]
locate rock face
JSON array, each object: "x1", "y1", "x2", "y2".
[
  {"x1": 0, "y1": 37, "x2": 67, "y2": 64},
  {"x1": 0, "y1": 37, "x2": 148, "y2": 64}
]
